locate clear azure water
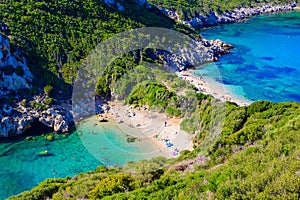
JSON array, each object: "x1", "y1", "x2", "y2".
[
  {"x1": 0, "y1": 118, "x2": 160, "y2": 199},
  {"x1": 77, "y1": 117, "x2": 163, "y2": 166},
  {"x1": 0, "y1": 132, "x2": 101, "y2": 199},
  {"x1": 1, "y1": 11, "x2": 300, "y2": 200},
  {"x1": 200, "y1": 11, "x2": 300, "y2": 103}
]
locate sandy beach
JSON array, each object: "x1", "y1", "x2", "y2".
[
  {"x1": 176, "y1": 70, "x2": 253, "y2": 106},
  {"x1": 95, "y1": 69, "x2": 253, "y2": 158},
  {"x1": 100, "y1": 101, "x2": 194, "y2": 158}
]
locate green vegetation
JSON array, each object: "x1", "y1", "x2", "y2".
[
  {"x1": 43, "y1": 85, "x2": 53, "y2": 97},
  {"x1": 10, "y1": 101, "x2": 300, "y2": 199},
  {"x1": 0, "y1": 0, "x2": 200, "y2": 96},
  {"x1": 88, "y1": 173, "x2": 135, "y2": 199},
  {"x1": 2, "y1": 0, "x2": 300, "y2": 199},
  {"x1": 149, "y1": 0, "x2": 296, "y2": 20},
  {"x1": 127, "y1": 82, "x2": 181, "y2": 116},
  {"x1": 30, "y1": 101, "x2": 47, "y2": 111},
  {"x1": 44, "y1": 97, "x2": 54, "y2": 105}
]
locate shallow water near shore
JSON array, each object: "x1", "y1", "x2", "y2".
[
  {"x1": 77, "y1": 117, "x2": 164, "y2": 166},
  {"x1": 0, "y1": 132, "x2": 102, "y2": 199},
  {"x1": 0, "y1": 118, "x2": 163, "y2": 199},
  {"x1": 200, "y1": 11, "x2": 300, "y2": 103}
]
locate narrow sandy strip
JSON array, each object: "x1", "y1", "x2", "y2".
[{"x1": 176, "y1": 70, "x2": 253, "y2": 106}]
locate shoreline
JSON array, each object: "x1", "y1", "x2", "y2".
[
  {"x1": 99, "y1": 101, "x2": 194, "y2": 159},
  {"x1": 176, "y1": 70, "x2": 253, "y2": 106},
  {"x1": 160, "y1": 3, "x2": 297, "y2": 29}
]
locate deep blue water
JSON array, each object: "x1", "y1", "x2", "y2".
[{"x1": 200, "y1": 11, "x2": 300, "y2": 103}]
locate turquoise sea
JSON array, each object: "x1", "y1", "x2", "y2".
[
  {"x1": 1, "y1": 11, "x2": 300, "y2": 199},
  {"x1": 0, "y1": 118, "x2": 161, "y2": 199},
  {"x1": 0, "y1": 131, "x2": 101, "y2": 199},
  {"x1": 200, "y1": 11, "x2": 300, "y2": 103}
]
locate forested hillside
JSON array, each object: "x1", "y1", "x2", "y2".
[{"x1": 0, "y1": 0, "x2": 198, "y2": 95}]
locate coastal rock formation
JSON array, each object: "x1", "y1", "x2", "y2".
[
  {"x1": 156, "y1": 3, "x2": 295, "y2": 70},
  {"x1": 0, "y1": 103, "x2": 71, "y2": 137},
  {"x1": 162, "y1": 39, "x2": 233, "y2": 71},
  {"x1": 160, "y1": 3, "x2": 297, "y2": 29},
  {"x1": 203, "y1": 39, "x2": 234, "y2": 61},
  {"x1": 0, "y1": 34, "x2": 33, "y2": 97},
  {"x1": 0, "y1": 32, "x2": 71, "y2": 137}
]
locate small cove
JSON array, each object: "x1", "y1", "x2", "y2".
[
  {"x1": 1, "y1": 10, "x2": 300, "y2": 199},
  {"x1": 0, "y1": 117, "x2": 163, "y2": 199}
]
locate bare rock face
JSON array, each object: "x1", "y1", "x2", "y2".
[
  {"x1": 53, "y1": 114, "x2": 69, "y2": 133},
  {"x1": 0, "y1": 31, "x2": 71, "y2": 137},
  {"x1": 161, "y1": 38, "x2": 234, "y2": 71},
  {"x1": 0, "y1": 104, "x2": 70, "y2": 137},
  {"x1": 0, "y1": 33, "x2": 33, "y2": 97},
  {"x1": 158, "y1": 3, "x2": 297, "y2": 29}
]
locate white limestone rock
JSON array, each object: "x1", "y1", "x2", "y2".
[
  {"x1": 0, "y1": 33, "x2": 33, "y2": 97},
  {"x1": 54, "y1": 114, "x2": 69, "y2": 133}
]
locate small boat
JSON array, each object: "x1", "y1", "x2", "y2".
[{"x1": 38, "y1": 150, "x2": 49, "y2": 156}]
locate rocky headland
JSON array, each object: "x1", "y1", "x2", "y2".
[{"x1": 160, "y1": 2, "x2": 297, "y2": 29}]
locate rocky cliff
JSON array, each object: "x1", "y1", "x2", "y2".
[
  {"x1": 162, "y1": 39, "x2": 233, "y2": 71},
  {"x1": 160, "y1": 3, "x2": 297, "y2": 29},
  {"x1": 0, "y1": 34, "x2": 33, "y2": 97},
  {"x1": 0, "y1": 32, "x2": 71, "y2": 137}
]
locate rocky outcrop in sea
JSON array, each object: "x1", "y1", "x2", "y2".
[
  {"x1": 0, "y1": 32, "x2": 72, "y2": 137},
  {"x1": 160, "y1": 3, "x2": 297, "y2": 29},
  {"x1": 162, "y1": 38, "x2": 233, "y2": 71}
]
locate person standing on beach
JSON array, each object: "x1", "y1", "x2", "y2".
[{"x1": 164, "y1": 121, "x2": 167, "y2": 127}]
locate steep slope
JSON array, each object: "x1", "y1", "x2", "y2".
[
  {"x1": 0, "y1": 0, "x2": 234, "y2": 137},
  {"x1": 0, "y1": 33, "x2": 33, "y2": 97},
  {"x1": 9, "y1": 101, "x2": 300, "y2": 199},
  {"x1": 0, "y1": 0, "x2": 187, "y2": 89}
]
